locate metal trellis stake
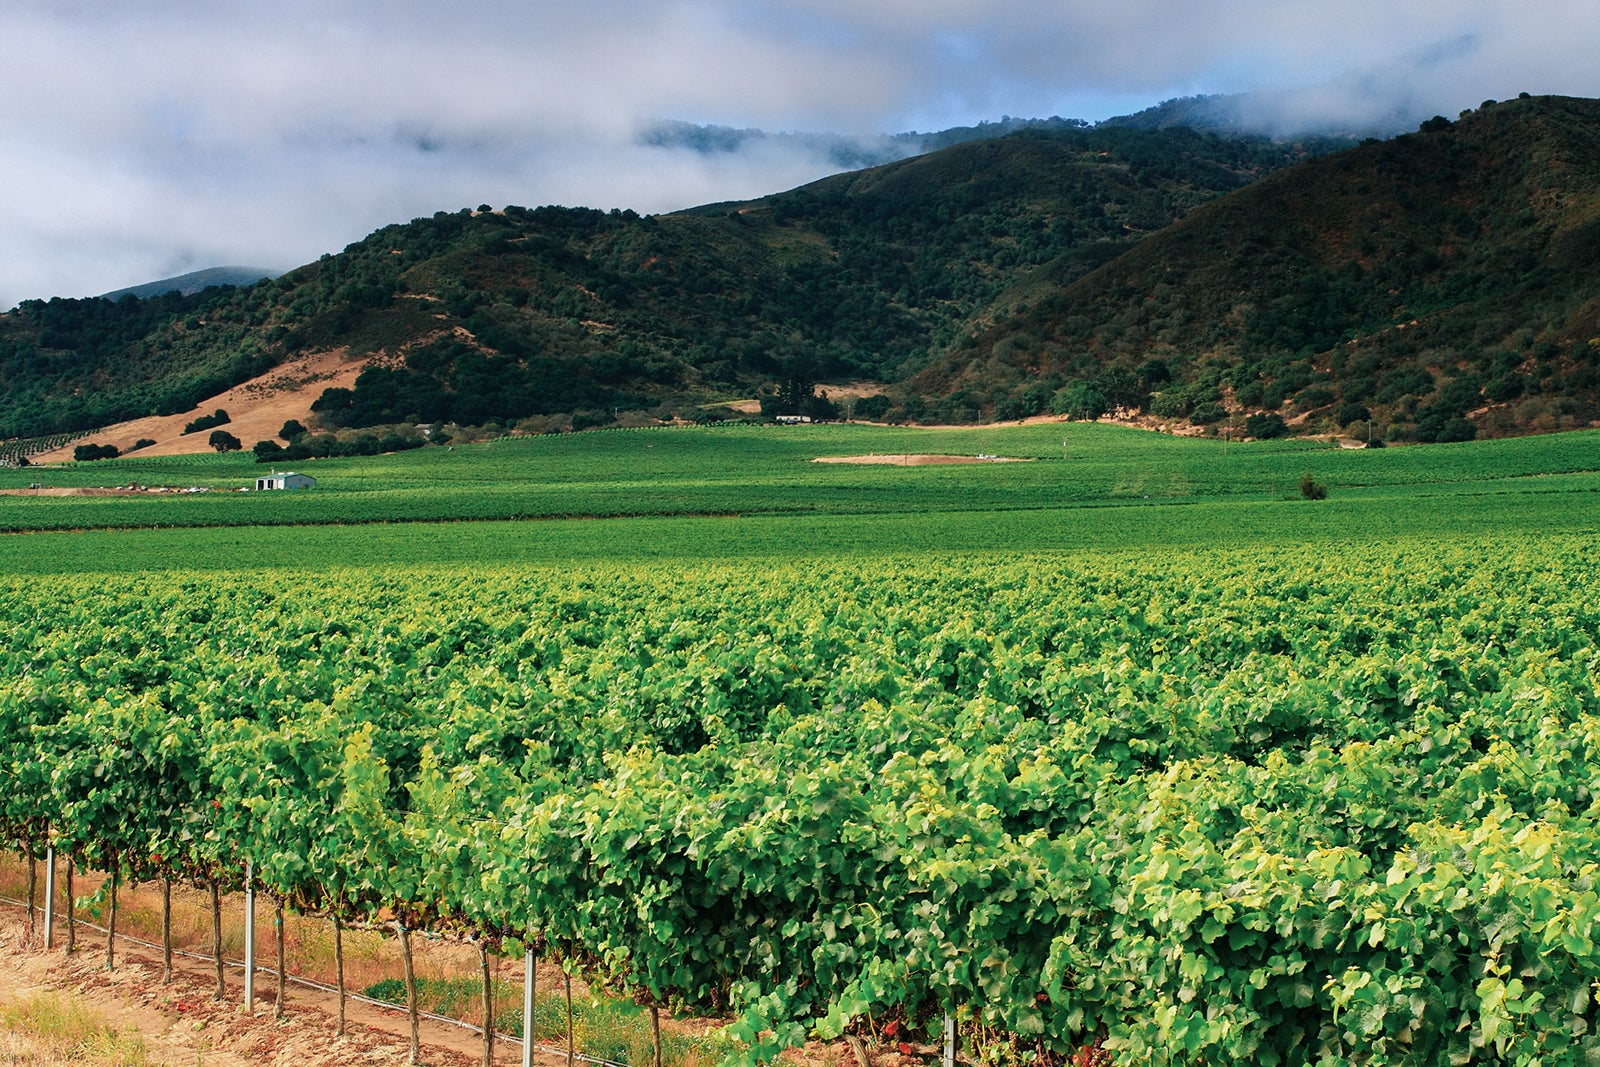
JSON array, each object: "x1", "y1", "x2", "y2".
[
  {"x1": 522, "y1": 948, "x2": 536, "y2": 1067},
  {"x1": 42, "y1": 847, "x2": 54, "y2": 949},
  {"x1": 244, "y1": 860, "x2": 256, "y2": 1013}
]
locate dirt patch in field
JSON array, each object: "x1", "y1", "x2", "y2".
[
  {"x1": 813, "y1": 454, "x2": 1029, "y2": 465},
  {"x1": 0, "y1": 486, "x2": 219, "y2": 496},
  {"x1": 31, "y1": 348, "x2": 369, "y2": 463}
]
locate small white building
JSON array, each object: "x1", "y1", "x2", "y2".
[{"x1": 255, "y1": 471, "x2": 316, "y2": 491}]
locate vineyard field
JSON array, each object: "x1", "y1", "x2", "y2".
[
  {"x1": 0, "y1": 422, "x2": 1596, "y2": 535},
  {"x1": 5, "y1": 423, "x2": 1600, "y2": 1064},
  {"x1": 5, "y1": 538, "x2": 1600, "y2": 1063},
  {"x1": 0, "y1": 484, "x2": 1594, "y2": 575}
]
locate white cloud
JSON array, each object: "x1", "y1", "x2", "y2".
[{"x1": 2, "y1": 0, "x2": 1599, "y2": 307}]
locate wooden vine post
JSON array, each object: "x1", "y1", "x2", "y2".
[
  {"x1": 63, "y1": 857, "x2": 75, "y2": 953},
  {"x1": 398, "y1": 920, "x2": 420, "y2": 1065},
  {"x1": 161, "y1": 876, "x2": 173, "y2": 982},
  {"x1": 244, "y1": 862, "x2": 255, "y2": 1014},
  {"x1": 274, "y1": 899, "x2": 287, "y2": 1020},
  {"x1": 104, "y1": 860, "x2": 118, "y2": 970},
  {"x1": 24, "y1": 839, "x2": 36, "y2": 944},
  {"x1": 480, "y1": 940, "x2": 495, "y2": 1067},
  {"x1": 42, "y1": 847, "x2": 54, "y2": 950},
  {"x1": 333, "y1": 914, "x2": 347, "y2": 1035},
  {"x1": 564, "y1": 970, "x2": 575, "y2": 1067},
  {"x1": 210, "y1": 879, "x2": 225, "y2": 1000}
]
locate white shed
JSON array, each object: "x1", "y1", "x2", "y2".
[{"x1": 255, "y1": 471, "x2": 316, "y2": 491}]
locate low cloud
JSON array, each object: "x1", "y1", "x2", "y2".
[{"x1": 4, "y1": 1, "x2": 1600, "y2": 308}]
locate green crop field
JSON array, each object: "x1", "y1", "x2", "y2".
[
  {"x1": 7, "y1": 536, "x2": 1600, "y2": 1064},
  {"x1": 5, "y1": 424, "x2": 1600, "y2": 1065},
  {"x1": 0, "y1": 423, "x2": 1597, "y2": 571}
]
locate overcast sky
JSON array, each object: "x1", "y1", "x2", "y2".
[{"x1": 3, "y1": 0, "x2": 1598, "y2": 309}]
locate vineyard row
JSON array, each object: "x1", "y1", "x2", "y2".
[{"x1": 2, "y1": 542, "x2": 1599, "y2": 1064}]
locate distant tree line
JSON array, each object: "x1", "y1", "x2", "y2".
[
  {"x1": 253, "y1": 430, "x2": 426, "y2": 463},
  {"x1": 73, "y1": 442, "x2": 120, "y2": 461}
]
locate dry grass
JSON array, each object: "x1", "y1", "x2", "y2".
[
  {"x1": 0, "y1": 855, "x2": 716, "y2": 1066},
  {"x1": 0, "y1": 991, "x2": 151, "y2": 1066},
  {"x1": 0, "y1": 856, "x2": 574, "y2": 1021}
]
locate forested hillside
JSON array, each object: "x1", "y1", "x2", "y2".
[
  {"x1": 0, "y1": 287, "x2": 282, "y2": 439},
  {"x1": 934, "y1": 95, "x2": 1600, "y2": 441},
  {"x1": 8, "y1": 97, "x2": 1600, "y2": 446},
  {"x1": 0, "y1": 126, "x2": 1321, "y2": 440}
]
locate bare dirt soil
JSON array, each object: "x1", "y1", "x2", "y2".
[
  {"x1": 0, "y1": 864, "x2": 562, "y2": 1067},
  {"x1": 0, "y1": 924, "x2": 507, "y2": 1067},
  {"x1": 0, "y1": 861, "x2": 910, "y2": 1067},
  {"x1": 0, "y1": 486, "x2": 220, "y2": 497},
  {"x1": 811, "y1": 454, "x2": 1028, "y2": 465},
  {"x1": 0, "y1": 863, "x2": 904, "y2": 1067},
  {"x1": 31, "y1": 349, "x2": 370, "y2": 463}
]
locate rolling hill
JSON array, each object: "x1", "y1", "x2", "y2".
[
  {"x1": 929, "y1": 94, "x2": 1600, "y2": 441},
  {"x1": 99, "y1": 266, "x2": 282, "y2": 302},
  {"x1": 7, "y1": 97, "x2": 1600, "y2": 451},
  {"x1": 0, "y1": 125, "x2": 1327, "y2": 447}
]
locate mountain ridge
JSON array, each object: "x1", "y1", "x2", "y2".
[
  {"x1": 0, "y1": 124, "x2": 1322, "y2": 443},
  {"x1": 927, "y1": 94, "x2": 1600, "y2": 441},
  {"x1": 5, "y1": 95, "x2": 1600, "y2": 453},
  {"x1": 99, "y1": 266, "x2": 282, "y2": 302}
]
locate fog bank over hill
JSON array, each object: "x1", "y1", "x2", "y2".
[{"x1": 7, "y1": 0, "x2": 1600, "y2": 308}]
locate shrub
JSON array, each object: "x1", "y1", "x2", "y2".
[
  {"x1": 1245, "y1": 413, "x2": 1287, "y2": 439},
  {"x1": 1296, "y1": 386, "x2": 1336, "y2": 411},
  {"x1": 936, "y1": 392, "x2": 980, "y2": 423},
  {"x1": 852, "y1": 394, "x2": 891, "y2": 421},
  {"x1": 1149, "y1": 387, "x2": 1199, "y2": 419},
  {"x1": 1019, "y1": 382, "x2": 1055, "y2": 417},
  {"x1": 1484, "y1": 375, "x2": 1525, "y2": 402},
  {"x1": 266, "y1": 431, "x2": 424, "y2": 462},
  {"x1": 129, "y1": 438, "x2": 156, "y2": 451},
  {"x1": 1051, "y1": 381, "x2": 1107, "y2": 420},
  {"x1": 991, "y1": 395, "x2": 1028, "y2": 422},
  {"x1": 1335, "y1": 401, "x2": 1371, "y2": 427},
  {"x1": 1299, "y1": 472, "x2": 1328, "y2": 500},
  {"x1": 182, "y1": 409, "x2": 230, "y2": 435}
]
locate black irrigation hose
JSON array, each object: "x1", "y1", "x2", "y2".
[{"x1": 0, "y1": 893, "x2": 632, "y2": 1067}]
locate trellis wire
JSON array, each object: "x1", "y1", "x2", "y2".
[{"x1": 0, "y1": 890, "x2": 632, "y2": 1067}]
